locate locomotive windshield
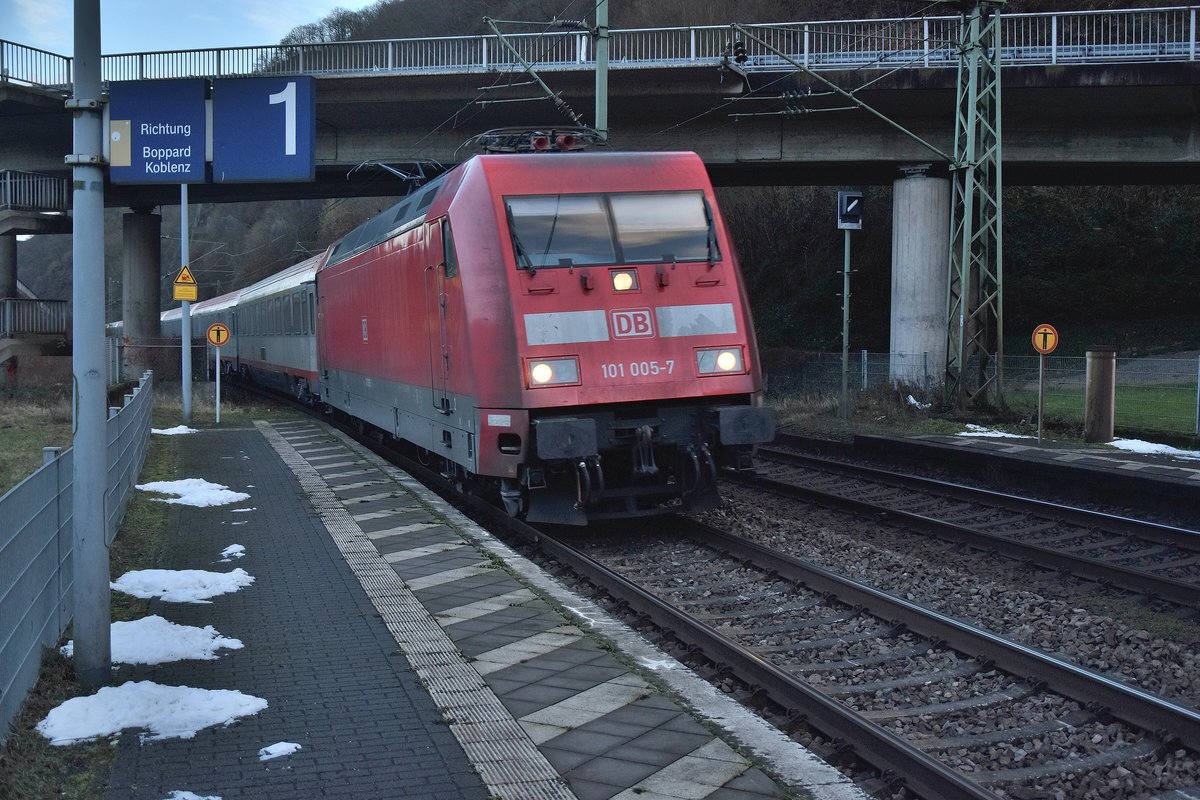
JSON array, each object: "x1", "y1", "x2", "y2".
[{"x1": 505, "y1": 191, "x2": 717, "y2": 269}]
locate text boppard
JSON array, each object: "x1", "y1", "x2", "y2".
[{"x1": 141, "y1": 122, "x2": 197, "y2": 174}]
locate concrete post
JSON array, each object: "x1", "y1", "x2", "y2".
[
  {"x1": 890, "y1": 166, "x2": 950, "y2": 388},
  {"x1": 1084, "y1": 347, "x2": 1117, "y2": 443},
  {"x1": 121, "y1": 208, "x2": 162, "y2": 380},
  {"x1": 0, "y1": 235, "x2": 17, "y2": 298}
]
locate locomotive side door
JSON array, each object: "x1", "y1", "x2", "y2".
[{"x1": 424, "y1": 219, "x2": 451, "y2": 414}]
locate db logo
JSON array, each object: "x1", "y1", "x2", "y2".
[{"x1": 611, "y1": 309, "x2": 654, "y2": 338}]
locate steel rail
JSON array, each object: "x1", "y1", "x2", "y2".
[
  {"x1": 742, "y1": 455, "x2": 1200, "y2": 607},
  {"x1": 262, "y1": 384, "x2": 999, "y2": 799},
  {"x1": 232, "y1": 384, "x2": 1200, "y2": 792},
  {"x1": 766, "y1": 440, "x2": 1200, "y2": 553},
  {"x1": 531, "y1": 520, "x2": 1001, "y2": 800},
  {"x1": 681, "y1": 519, "x2": 1200, "y2": 752}
]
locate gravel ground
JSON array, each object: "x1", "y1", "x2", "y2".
[{"x1": 700, "y1": 484, "x2": 1200, "y2": 709}]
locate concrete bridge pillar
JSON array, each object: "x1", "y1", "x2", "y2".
[
  {"x1": 889, "y1": 166, "x2": 950, "y2": 390},
  {"x1": 0, "y1": 235, "x2": 17, "y2": 298},
  {"x1": 121, "y1": 208, "x2": 162, "y2": 380}
]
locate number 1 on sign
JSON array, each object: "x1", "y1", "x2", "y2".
[{"x1": 269, "y1": 82, "x2": 297, "y2": 156}]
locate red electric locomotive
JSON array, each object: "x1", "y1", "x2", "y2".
[{"x1": 315, "y1": 147, "x2": 774, "y2": 524}]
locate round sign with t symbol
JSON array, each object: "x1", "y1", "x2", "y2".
[
  {"x1": 207, "y1": 323, "x2": 231, "y2": 348},
  {"x1": 1031, "y1": 323, "x2": 1059, "y2": 355}
]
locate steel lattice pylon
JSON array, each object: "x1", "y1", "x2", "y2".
[{"x1": 946, "y1": 1, "x2": 1005, "y2": 409}]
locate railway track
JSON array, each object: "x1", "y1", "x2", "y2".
[
  {"x1": 232, "y1": 388, "x2": 1200, "y2": 797},
  {"x1": 548, "y1": 518, "x2": 1200, "y2": 800},
  {"x1": 746, "y1": 445, "x2": 1200, "y2": 610}
]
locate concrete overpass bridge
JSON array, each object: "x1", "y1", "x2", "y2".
[{"x1": 1, "y1": 5, "x2": 1198, "y2": 383}]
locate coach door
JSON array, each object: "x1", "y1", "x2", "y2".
[{"x1": 424, "y1": 219, "x2": 451, "y2": 415}]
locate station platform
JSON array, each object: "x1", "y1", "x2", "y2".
[
  {"x1": 106, "y1": 418, "x2": 867, "y2": 800},
  {"x1": 852, "y1": 432, "x2": 1200, "y2": 524}
]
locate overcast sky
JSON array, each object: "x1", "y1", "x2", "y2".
[{"x1": 4, "y1": 0, "x2": 378, "y2": 56}]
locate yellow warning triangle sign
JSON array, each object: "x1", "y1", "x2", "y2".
[{"x1": 174, "y1": 266, "x2": 197, "y2": 285}]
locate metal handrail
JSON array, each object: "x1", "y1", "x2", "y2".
[
  {"x1": 1, "y1": 6, "x2": 1196, "y2": 87},
  {"x1": 0, "y1": 299, "x2": 70, "y2": 336},
  {"x1": 0, "y1": 170, "x2": 69, "y2": 213}
]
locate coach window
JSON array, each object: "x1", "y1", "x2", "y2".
[
  {"x1": 505, "y1": 194, "x2": 614, "y2": 269},
  {"x1": 441, "y1": 219, "x2": 458, "y2": 277},
  {"x1": 610, "y1": 191, "x2": 714, "y2": 264}
]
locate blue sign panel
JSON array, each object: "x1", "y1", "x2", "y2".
[
  {"x1": 108, "y1": 79, "x2": 207, "y2": 184},
  {"x1": 212, "y1": 77, "x2": 316, "y2": 183}
]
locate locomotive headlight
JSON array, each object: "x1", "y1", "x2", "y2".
[
  {"x1": 528, "y1": 357, "x2": 580, "y2": 387},
  {"x1": 696, "y1": 347, "x2": 744, "y2": 375},
  {"x1": 610, "y1": 270, "x2": 638, "y2": 292}
]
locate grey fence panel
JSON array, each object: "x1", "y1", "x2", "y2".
[
  {"x1": 0, "y1": 371, "x2": 152, "y2": 746},
  {"x1": 106, "y1": 375, "x2": 154, "y2": 545},
  {"x1": 0, "y1": 448, "x2": 72, "y2": 744}
]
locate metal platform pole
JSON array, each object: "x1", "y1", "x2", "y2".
[{"x1": 67, "y1": 0, "x2": 111, "y2": 686}]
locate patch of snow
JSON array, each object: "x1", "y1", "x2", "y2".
[
  {"x1": 136, "y1": 478, "x2": 250, "y2": 507},
  {"x1": 36, "y1": 681, "x2": 267, "y2": 745},
  {"x1": 152, "y1": 426, "x2": 199, "y2": 436},
  {"x1": 957, "y1": 424, "x2": 1035, "y2": 439},
  {"x1": 1109, "y1": 438, "x2": 1200, "y2": 461},
  {"x1": 906, "y1": 394, "x2": 931, "y2": 411},
  {"x1": 60, "y1": 616, "x2": 242, "y2": 664},
  {"x1": 111, "y1": 568, "x2": 255, "y2": 604},
  {"x1": 258, "y1": 741, "x2": 302, "y2": 761},
  {"x1": 219, "y1": 544, "x2": 246, "y2": 562}
]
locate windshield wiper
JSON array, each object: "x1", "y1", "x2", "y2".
[
  {"x1": 539, "y1": 195, "x2": 562, "y2": 268},
  {"x1": 506, "y1": 205, "x2": 535, "y2": 275},
  {"x1": 703, "y1": 199, "x2": 719, "y2": 266}
]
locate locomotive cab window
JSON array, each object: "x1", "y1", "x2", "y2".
[
  {"x1": 504, "y1": 190, "x2": 715, "y2": 270},
  {"x1": 610, "y1": 192, "x2": 715, "y2": 264}
]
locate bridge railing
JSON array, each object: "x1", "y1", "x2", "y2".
[
  {"x1": 0, "y1": 40, "x2": 71, "y2": 88},
  {"x1": 1, "y1": 6, "x2": 1197, "y2": 85},
  {"x1": 0, "y1": 299, "x2": 70, "y2": 335},
  {"x1": 0, "y1": 171, "x2": 69, "y2": 214}
]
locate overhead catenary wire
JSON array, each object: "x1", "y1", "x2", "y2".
[{"x1": 216, "y1": 0, "x2": 596, "y2": 288}]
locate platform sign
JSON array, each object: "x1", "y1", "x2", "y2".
[
  {"x1": 212, "y1": 77, "x2": 316, "y2": 182},
  {"x1": 1032, "y1": 323, "x2": 1059, "y2": 444},
  {"x1": 1032, "y1": 323, "x2": 1059, "y2": 355},
  {"x1": 108, "y1": 79, "x2": 207, "y2": 184},
  {"x1": 206, "y1": 323, "x2": 230, "y2": 348},
  {"x1": 173, "y1": 265, "x2": 198, "y2": 302}
]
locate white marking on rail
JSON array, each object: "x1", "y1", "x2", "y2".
[
  {"x1": 383, "y1": 542, "x2": 466, "y2": 563},
  {"x1": 310, "y1": 459, "x2": 358, "y2": 469},
  {"x1": 519, "y1": 675, "x2": 651, "y2": 744},
  {"x1": 296, "y1": 446, "x2": 343, "y2": 457},
  {"x1": 330, "y1": 479, "x2": 388, "y2": 491},
  {"x1": 610, "y1": 739, "x2": 747, "y2": 799},
  {"x1": 471, "y1": 627, "x2": 584, "y2": 676},
  {"x1": 405, "y1": 564, "x2": 493, "y2": 591},
  {"x1": 341, "y1": 491, "x2": 395, "y2": 504},
  {"x1": 321, "y1": 469, "x2": 377, "y2": 480},
  {"x1": 436, "y1": 589, "x2": 537, "y2": 626},
  {"x1": 351, "y1": 507, "x2": 423, "y2": 522},
  {"x1": 363, "y1": 521, "x2": 443, "y2": 539}
]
